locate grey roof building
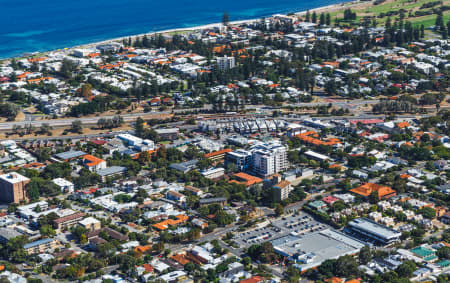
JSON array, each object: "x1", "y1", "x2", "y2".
[
  {"x1": 271, "y1": 229, "x2": 365, "y2": 271},
  {"x1": 96, "y1": 166, "x2": 127, "y2": 180},
  {"x1": 169, "y1": 159, "x2": 198, "y2": 173},
  {"x1": 0, "y1": 228, "x2": 22, "y2": 243},
  {"x1": 54, "y1": 151, "x2": 86, "y2": 161},
  {"x1": 345, "y1": 217, "x2": 401, "y2": 246}
]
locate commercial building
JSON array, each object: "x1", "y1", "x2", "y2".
[
  {"x1": 155, "y1": 128, "x2": 179, "y2": 140},
  {"x1": 0, "y1": 227, "x2": 22, "y2": 243},
  {"x1": 54, "y1": 150, "x2": 86, "y2": 162},
  {"x1": 0, "y1": 172, "x2": 30, "y2": 203},
  {"x1": 216, "y1": 56, "x2": 235, "y2": 70},
  {"x1": 252, "y1": 143, "x2": 287, "y2": 177},
  {"x1": 201, "y1": 167, "x2": 225, "y2": 179},
  {"x1": 169, "y1": 159, "x2": 198, "y2": 173},
  {"x1": 345, "y1": 218, "x2": 401, "y2": 246},
  {"x1": 304, "y1": 150, "x2": 330, "y2": 162},
  {"x1": 96, "y1": 166, "x2": 127, "y2": 181},
  {"x1": 117, "y1": 133, "x2": 143, "y2": 146},
  {"x1": 272, "y1": 229, "x2": 365, "y2": 271}
]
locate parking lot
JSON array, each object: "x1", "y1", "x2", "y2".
[
  {"x1": 235, "y1": 225, "x2": 284, "y2": 246},
  {"x1": 234, "y1": 212, "x2": 329, "y2": 248},
  {"x1": 272, "y1": 213, "x2": 327, "y2": 236}
]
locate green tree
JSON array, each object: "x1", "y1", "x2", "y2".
[
  {"x1": 71, "y1": 120, "x2": 83, "y2": 133},
  {"x1": 359, "y1": 246, "x2": 372, "y2": 264},
  {"x1": 419, "y1": 206, "x2": 436, "y2": 219},
  {"x1": 275, "y1": 204, "x2": 284, "y2": 216},
  {"x1": 437, "y1": 246, "x2": 450, "y2": 259},
  {"x1": 396, "y1": 261, "x2": 416, "y2": 278}
]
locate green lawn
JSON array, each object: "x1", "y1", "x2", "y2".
[
  {"x1": 328, "y1": 0, "x2": 450, "y2": 27},
  {"x1": 409, "y1": 12, "x2": 450, "y2": 27}
]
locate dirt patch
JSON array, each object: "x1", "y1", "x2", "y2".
[{"x1": 15, "y1": 112, "x2": 26, "y2": 122}]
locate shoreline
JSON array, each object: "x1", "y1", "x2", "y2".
[{"x1": 2, "y1": 0, "x2": 358, "y2": 61}]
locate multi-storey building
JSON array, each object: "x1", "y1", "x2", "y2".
[
  {"x1": 225, "y1": 149, "x2": 252, "y2": 171},
  {"x1": 0, "y1": 172, "x2": 30, "y2": 203},
  {"x1": 251, "y1": 143, "x2": 287, "y2": 177},
  {"x1": 216, "y1": 56, "x2": 235, "y2": 70}
]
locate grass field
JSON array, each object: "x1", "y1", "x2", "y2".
[
  {"x1": 409, "y1": 12, "x2": 450, "y2": 27},
  {"x1": 328, "y1": 0, "x2": 450, "y2": 27}
]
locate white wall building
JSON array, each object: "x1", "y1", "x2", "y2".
[
  {"x1": 251, "y1": 142, "x2": 287, "y2": 177},
  {"x1": 216, "y1": 56, "x2": 235, "y2": 70}
]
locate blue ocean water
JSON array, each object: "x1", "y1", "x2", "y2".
[{"x1": 0, "y1": 0, "x2": 347, "y2": 59}]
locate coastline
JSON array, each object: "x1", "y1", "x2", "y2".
[{"x1": 2, "y1": 0, "x2": 358, "y2": 61}]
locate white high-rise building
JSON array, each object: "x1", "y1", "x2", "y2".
[
  {"x1": 251, "y1": 142, "x2": 287, "y2": 177},
  {"x1": 216, "y1": 56, "x2": 235, "y2": 70}
]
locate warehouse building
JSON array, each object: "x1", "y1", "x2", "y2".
[
  {"x1": 271, "y1": 229, "x2": 365, "y2": 272},
  {"x1": 345, "y1": 217, "x2": 401, "y2": 246}
]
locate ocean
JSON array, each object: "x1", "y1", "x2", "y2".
[{"x1": 0, "y1": 0, "x2": 347, "y2": 59}]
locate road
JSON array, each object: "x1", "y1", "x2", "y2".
[
  {"x1": 0, "y1": 99, "x2": 387, "y2": 131},
  {"x1": 0, "y1": 98, "x2": 435, "y2": 131}
]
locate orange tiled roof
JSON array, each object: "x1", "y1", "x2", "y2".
[
  {"x1": 171, "y1": 254, "x2": 190, "y2": 265},
  {"x1": 204, "y1": 148, "x2": 232, "y2": 158},
  {"x1": 83, "y1": 154, "x2": 105, "y2": 167},
  {"x1": 397, "y1": 121, "x2": 410, "y2": 128},
  {"x1": 99, "y1": 62, "x2": 124, "y2": 70},
  {"x1": 134, "y1": 245, "x2": 151, "y2": 253},
  {"x1": 240, "y1": 276, "x2": 264, "y2": 283},
  {"x1": 88, "y1": 52, "x2": 100, "y2": 58},
  {"x1": 152, "y1": 214, "x2": 188, "y2": 230},
  {"x1": 350, "y1": 183, "x2": 396, "y2": 199},
  {"x1": 22, "y1": 162, "x2": 46, "y2": 169},
  {"x1": 326, "y1": 278, "x2": 343, "y2": 283},
  {"x1": 17, "y1": 72, "x2": 31, "y2": 79},
  {"x1": 231, "y1": 172, "x2": 263, "y2": 186},
  {"x1": 323, "y1": 61, "x2": 339, "y2": 67},
  {"x1": 28, "y1": 57, "x2": 47, "y2": 63},
  {"x1": 275, "y1": 180, "x2": 291, "y2": 189},
  {"x1": 296, "y1": 131, "x2": 341, "y2": 146}
]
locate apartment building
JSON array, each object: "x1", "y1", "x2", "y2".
[
  {"x1": 216, "y1": 56, "x2": 235, "y2": 70},
  {"x1": 225, "y1": 149, "x2": 252, "y2": 171},
  {"x1": 0, "y1": 172, "x2": 30, "y2": 203},
  {"x1": 251, "y1": 143, "x2": 287, "y2": 177},
  {"x1": 24, "y1": 238, "x2": 59, "y2": 254},
  {"x1": 273, "y1": 180, "x2": 292, "y2": 201},
  {"x1": 53, "y1": 212, "x2": 86, "y2": 231}
]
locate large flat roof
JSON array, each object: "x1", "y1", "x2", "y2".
[
  {"x1": 272, "y1": 229, "x2": 364, "y2": 271},
  {"x1": 0, "y1": 172, "x2": 29, "y2": 184},
  {"x1": 96, "y1": 166, "x2": 127, "y2": 176},
  {"x1": 348, "y1": 218, "x2": 401, "y2": 240},
  {"x1": 54, "y1": 150, "x2": 86, "y2": 160}
]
